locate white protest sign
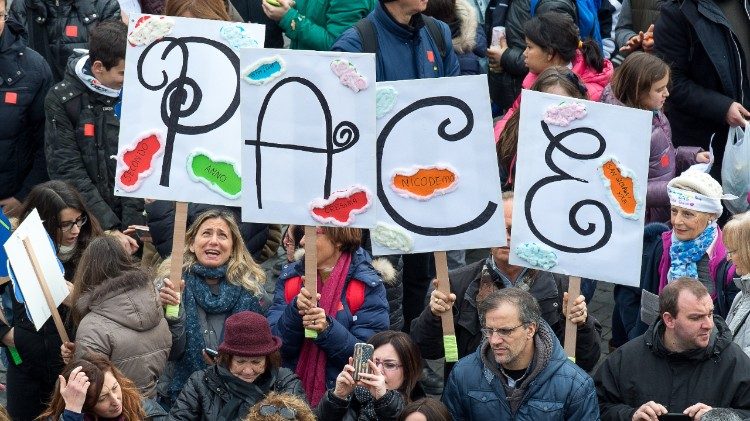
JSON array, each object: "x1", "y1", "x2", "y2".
[
  {"x1": 115, "y1": 15, "x2": 265, "y2": 205},
  {"x1": 510, "y1": 90, "x2": 651, "y2": 287},
  {"x1": 240, "y1": 49, "x2": 377, "y2": 228},
  {"x1": 371, "y1": 75, "x2": 505, "y2": 255},
  {"x1": 3, "y1": 210, "x2": 69, "y2": 331}
]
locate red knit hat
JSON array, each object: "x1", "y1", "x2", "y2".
[{"x1": 218, "y1": 311, "x2": 282, "y2": 357}]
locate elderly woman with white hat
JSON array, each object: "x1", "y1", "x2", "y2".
[{"x1": 615, "y1": 170, "x2": 739, "y2": 341}]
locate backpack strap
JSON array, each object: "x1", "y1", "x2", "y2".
[
  {"x1": 422, "y1": 16, "x2": 447, "y2": 60},
  {"x1": 345, "y1": 279, "x2": 367, "y2": 315},
  {"x1": 354, "y1": 19, "x2": 379, "y2": 54},
  {"x1": 714, "y1": 258, "x2": 734, "y2": 318},
  {"x1": 282, "y1": 275, "x2": 366, "y2": 316}
]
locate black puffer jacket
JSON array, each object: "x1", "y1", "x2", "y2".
[
  {"x1": 316, "y1": 389, "x2": 406, "y2": 421},
  {"x1": 145, "y1": 201, "x2": 269, "y2": 261},
  {"x1": 488, "y1": 0, "x2": 576, "y2": 111},
  {"x1": 44, "y1": 53, "x2": 145, "y2": 231},
  {"x1": 9, "y1": 0, "x2": 121, "y2": 82},
  {"x1": 0, "y1": 19, "x2": 52, "y2": 202},
  {"x1": 595, "y1": 316, "x2": 750, "y2": 420},
  {"x1": 169, "y1": 365, "x2": 305, "y2": 421},
  {"x1": 410, "y1": 259, "x2": 602, "y2": 373}
]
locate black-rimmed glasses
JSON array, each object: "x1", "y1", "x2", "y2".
[
  {"x1": 259, "y1": 404, "x2": 296, "y2": 419},
  {"x1": 59, "y1": 215, "x2": 87, "y2": 232}
]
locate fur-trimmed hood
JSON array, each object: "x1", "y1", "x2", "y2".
[
  {"x1": 77, "y1": 270, "x2": 163, "y2": 332},
  {"x1": 453, "y1": 0, "x2": 479, "y2": 54},
  {"x1": 292, "y1": 248, "x2": 398, "y2": 286}
]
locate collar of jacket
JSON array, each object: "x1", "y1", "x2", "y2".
[
  {"x1": 645, "y1": 315, "x2": 732, "y2": 361},
  {"x1": 0, "y1": 21, "x2": 28, "y2": 86},
  {"x1": 374, "y1": 1, "x2": 426, "y2": 42}
]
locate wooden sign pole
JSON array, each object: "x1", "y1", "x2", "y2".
[
  {"x1": 21, "y1": 237, "x2": 69, "y2": 343},
  {"x1": 434, "y1": 251, "x2": 458, "y2": 362},
  {"x1": 304, "y1": 226, "x2": 318, "y2": 339},
  {"x1": 165, "y1": 201, "x2": 189, "y2": 320},
  {"x1": 563, "y1": 275, "x2": 581, "y2": 361}
]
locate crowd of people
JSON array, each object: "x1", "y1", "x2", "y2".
[{"x1": 0, "y1": 0, "x2": 748, "y2": 419}]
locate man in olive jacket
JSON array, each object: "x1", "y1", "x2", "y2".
[{"x1": 595, "y1": 278, "x2": 750, "y2": 420}]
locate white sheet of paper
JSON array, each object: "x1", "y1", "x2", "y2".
[
  {"x1": 371, "y1": 76, "x2": 506, "y2": 255},
  {"x1": 240, "y1": 49, "x2": 377, "y2": 228},
  {"x1": 640, "y1": 289, "x2": 660, "y2": 326},
  {"x1": 115, "y1": 15, "x2": 265, "y2": 205},
  {"x1": 510, "y1": 90, "x2": 651, "y2": 287},
  {"x1": 3, "y1": 210, "x2": 68, "y2": 331}
]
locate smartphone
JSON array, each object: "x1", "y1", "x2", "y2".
[
  {"x1": 657, "y1": 414, "x2": 691, "y2": 421},
  {"x1": 204, "y1": 348, "x2": 219, "y2": 360},
  {"x1": 352, "y1": 343, "x2": 374, "y2": 381},
  {"x1": 131, "y1": 224, "x2": 150, "y2": 241}
]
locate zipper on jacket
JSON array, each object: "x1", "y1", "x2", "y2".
[{"x1": 727, "y1": 28, "x2": 745, "y2": 102}]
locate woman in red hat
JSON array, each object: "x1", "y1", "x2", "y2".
[{"x1": 169, "y1": 311, "x2": 304, "y2": 420}]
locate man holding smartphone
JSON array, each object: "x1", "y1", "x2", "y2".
[{"x1": 594, "y1": 278, "x2": 750, "y2": 420}]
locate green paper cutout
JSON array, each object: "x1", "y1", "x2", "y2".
[
  {"x1": 444, "y1": 335, "x2": 458, "y2": 362},
  {"x1": 187, "y1": 152, "x2": 241, "y2": 199},
  {"x1": 9, "y1": 346, "x2": 21, "y2": 365},
  {"x1": 165, "y1": 304, "x2": 180, "y2": 320},
  {"x1": 305, "y1": 328, "x2": 318, "y2": 339}
]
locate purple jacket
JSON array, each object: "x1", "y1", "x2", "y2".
[{"x1": 600, "y1": 85, "x2": 702, "y2": 223}]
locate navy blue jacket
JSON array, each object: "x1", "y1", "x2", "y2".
[
  {"x1": 332, "y1": 1, "x2": 460, "y2": 81},
  {"x1": 0, "y1": 19, "x2": 52, "y2": 202},
  {"x1": 443, "y1": 322, "x2": 600, "y2": 420},
  {"x1": 268, "y1": 247, "x2": 389, "y2": 390}
]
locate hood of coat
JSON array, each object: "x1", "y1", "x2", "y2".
[
  {"x1": 571, "y1": 50, "x2": 613, "y2": 92},
  {"x1": 76, "y1": 270, "x2": 164, "y2": 332},
  {"x1": 645, "y1": 315, "x2": 733, "y2": 361},
  {"x1": 286, "y1": 247, "x2": 395, "y2": 287},
  {"x1": 452, "y1": 0, "x2": 479, "y2": 54}
]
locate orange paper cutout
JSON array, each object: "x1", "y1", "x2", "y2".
[
  {"x1": 391, "y1": 165, "x2": 458, "y2": 200},
  {"x1": 601, "y1": 159, "x2": 637, "y2": 215}
]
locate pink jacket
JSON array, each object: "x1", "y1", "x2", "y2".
[{"x1": 493, "y1": 51, "x2": 614, "y2": 142}]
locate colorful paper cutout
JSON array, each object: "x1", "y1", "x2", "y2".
[
  {"x1": 128, "y1": 15, "x2": 174, "y2": 47},
  {"x1": 598, "y1": 157, "x2": 641, "y2": 219},
  {"x1": 266, "y1": 0, "x2": 281, "y2": 5},
  {"x1": 220, "y1": 24, "x2": 260, "y2": 50},
  {"x1": 543, "y1": 101, "x2": 587, "y2": 126},
  {"x1": 376, "y1": 86, "x2": 398, "y2": 119},
  {"x1": 514, "y1": 242, "x2": 558, "y2": 270},
  {"x1": 309, "y1": 186, "x2": 372, "y2": 226},
  {"x1": 330, "y1": 59, "x2": 369, "y2": 93},
  {"x1": 117, "y1": 131, "x2": 165, "y2": 192},
  {"x1": 371, "y1": 222, "x2": 414, "y2": 252},
  {"x1": 241, "y1": 56, "x2": 286, "y2": 86},
  {"x1": 390, "y1": 164, "x2": 459, "y2": 200},
  {"x1": 187, "y1": 151, "x2": 242, "y2": 199}
]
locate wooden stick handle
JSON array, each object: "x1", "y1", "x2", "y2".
[
  {"x1": 563, "y1": 275, "x2": 581, "y2": 360},
  {"x1": 165, "y1": 202, "x2": 188, "y2": 319},
  {"x1": 303, "y1": 226, "x2": 318, "y2": 339},
  {"x1": 434, "y1": 251, "x2": 454, "y2": 335},
  {"x1": 22, "y1": 237, "x2": 69, "y2": 343}
]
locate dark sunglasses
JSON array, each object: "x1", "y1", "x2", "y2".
[{"x1": 259, "y1": 404, "x2": 296, "y2": 419}]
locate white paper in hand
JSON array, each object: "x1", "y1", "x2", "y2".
[{"x1": 3, "y1": 209, "x2": 69, "y2": 330}]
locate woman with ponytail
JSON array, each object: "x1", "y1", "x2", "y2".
[{"x1": 492, "y1": 11, "x2": 613, "y2": 140}]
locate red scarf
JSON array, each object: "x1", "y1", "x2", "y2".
[{"x1": 295, "y1": 252, "x2": 352, "y2": 406}]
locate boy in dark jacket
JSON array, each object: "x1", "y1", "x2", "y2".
[
  {"x1": 44, "y1": 20, "x2": 140, "y2": 253},
  {"x1": 0, "y1": 2, "x2": 52, "y2": 218}
]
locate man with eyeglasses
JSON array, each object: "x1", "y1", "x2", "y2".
[
  {"x1": 442, "y1": 288, "x2": 599, "y2": 420},
  {"x1": 0, "y1": 0, "x2": 52, "y2": 219},
  {"x1": 594, "y1": 278, "x2": 750, "y2": 420},
  {"x1": 410, "y1": 191, "x2": 602, "y2": 377}
]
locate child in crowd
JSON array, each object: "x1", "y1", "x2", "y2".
[{"x1": 601, "y1": 52, "x2": 710, "y2": 223}]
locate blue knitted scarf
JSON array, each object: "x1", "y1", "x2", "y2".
[
  {"x1": 168, "y1": 264, "x2": 260, "y2": 399},
  {"x1": 668, "y1": 223, "x2": 716, "y2": 281}
]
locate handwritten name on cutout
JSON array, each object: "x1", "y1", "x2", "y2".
[
  {"x1": 117, "y1": 132, "x2": 165, "y2": 192},
  {"x1": 309, "y1": 186, "x2": 371, "y2": 226},
  {"x1": 598, "y1": 158, "x2": 640, "y2": 219},
  {"x1": 390, "y1": 165, "x2": 458, "y2": 200},
  {"x1": 187, "y1": 152, "x2": 241, "y2": 199}
]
